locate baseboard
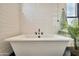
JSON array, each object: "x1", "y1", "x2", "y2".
[
  {"x1": 0, "y1": 53, "x2": 10, "y2": 56},
  {"x1": 0, "y1": 51, "x2": 15, "y2": 56}
]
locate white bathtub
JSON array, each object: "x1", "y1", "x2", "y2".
[{"x1": 5, "y1": 35, "x2": 73, "y2": 56}]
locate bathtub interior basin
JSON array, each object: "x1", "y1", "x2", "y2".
[{"x1": 5, "y1": 34, "x2": 73, "y2": 56}]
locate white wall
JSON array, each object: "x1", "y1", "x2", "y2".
[
  {"x1": 0, "y1": 4, "x2": 21, "y2": 55},
  {"x1": 21, "y1": 3, "x2": 66, "y2": 36},
  {"x1": 0, "y1": 3, "x2": 66, "y2": 55}
]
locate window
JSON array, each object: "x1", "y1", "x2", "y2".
[
  {"x1": 67, "y1": 3, "x2": 78, "y2": 26},
  {"x1": 67, "y1": 3, "x2": 77, "y2": 17}
]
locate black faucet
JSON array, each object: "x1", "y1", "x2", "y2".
[{"x1": 35, "y1": 29, "x2": 43, "y2": 38}]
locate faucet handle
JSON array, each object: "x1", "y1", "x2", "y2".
[
  {"x1": 38, "y1": 29, "x2": 40, "y2": 32},
  {"x1": 35, "y1": 32, "x2": 37, "y2": 35},
  {"x1": 41, "y1": 32, "x2": 43, "y2": 35}
]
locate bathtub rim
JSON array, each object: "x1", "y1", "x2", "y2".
[{"x1": 5, "y1": 34, "x2": 73, "y2": 42}]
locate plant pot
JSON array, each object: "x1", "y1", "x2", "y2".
[{"x1": 70, "y1": 47, "x2": 79, "y2": 56}]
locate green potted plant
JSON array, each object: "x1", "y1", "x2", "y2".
[
  {"x1": 58, "y1": 8, "x2": 79, "y2": 55},
  {"x1": 68, "y1": 19, "x2": 79, "y2": 50},
  {"x1": 59, "y1": 8, "x2": 79, "y2": 50},
  {"x1": 68, "y1": 26, "x2": 79, "y2": 49}
]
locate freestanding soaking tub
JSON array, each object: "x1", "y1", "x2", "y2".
[{"x1": 5, "y1": 34, "x2": 72, "y2": 56}]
